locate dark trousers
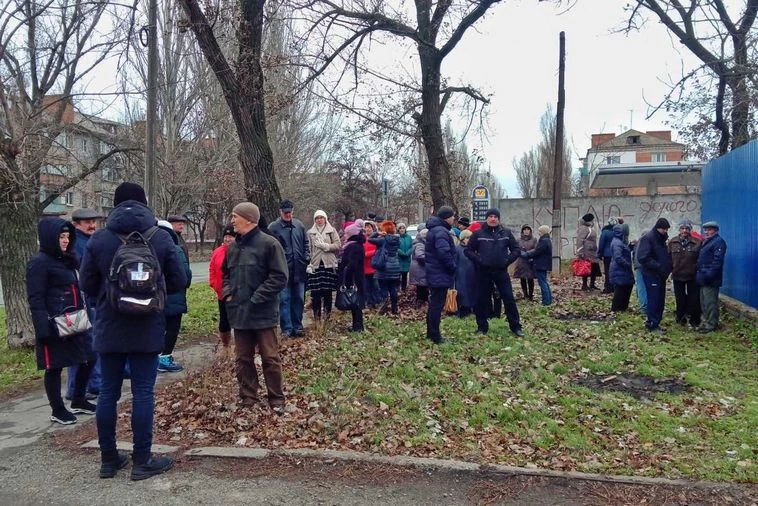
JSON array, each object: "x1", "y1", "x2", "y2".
[
  {"x1": 97, "y1": 352, "x2": 158, "y2": 464},
  {"x1": 378, "y1": 278, "x2": 399, "y2": 313},
  {"x1": 163, "y1": 314, "x2": 182, "y2": 355},
  {"x1": 611, "y1": 284, "x2": 634, "y2": 311},
  {"x1": 476, "y1": 270, "x2": 521, "y2": 333},
  {"x1": 426, "y1": 287, "x2": 448, "y2": 341},
  {"x1": 416, "y1": 285, "x2": 429, "y2": 302},
  {"x1": 673, "y1": 280, "x2": 701, "y2": 326},
  {"x1": 642, "y1": 273, "x2": 666, "y2": 329},
  {"x1": 218, "y1": 299, "x2": 230, "y2": 333},
  {"x1": 311, "y1": 290, "x2": 333, "y2": 318},
  {"x1": 400, "y1": 272, "x2": 408, "y2": 291},
  {"x1": 700, "y1": 285, "x2": 720, "y2": 330},
  {"x1": 519, "y1": 278, "x2": 534, "y2": 299},
  {"x1": 603, "y1": 257, "x2": 613, "y2": 291},
  {"x1": 365, "y1": 274, "x2": 381, "y2": 306},
  {"x1": 350, "y1": 308, "x2": 364, "y2": 331},
  {"x1": 234, "y1": 328, "x2": 284, "y2": 406},
  {"x1": 47, "y1": 362, "x2": 93, "y2": 410},
  {"x1": 491, "y1": 288, "x2": 502, "y2": 318}
]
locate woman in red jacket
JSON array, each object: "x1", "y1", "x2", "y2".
[
  {"x1": 362, "y1": 220, "x2": 381, "y2": 308},
  {"x1": 209, "y1": 225, "x2": 236, "y2": 354}
]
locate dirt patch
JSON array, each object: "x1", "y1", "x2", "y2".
[
  {"x1": 552, "y1": 311, "x2": 615, "y2": 322},
  {"x1": 575, "y1": 373, "x2": 691, "y2": 400}
]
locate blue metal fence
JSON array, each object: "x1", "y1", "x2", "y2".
[{"x1": 701, "y1": 140, "x2": 758, "y2": 309}]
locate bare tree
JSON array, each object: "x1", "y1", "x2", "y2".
[
  {"x1": 0, "y1": 0, "x2": 133, "y2": 346},
  {"x1": 626, "y1": 0, "x2": 758, "y2": 154},
  {"x1": 514, "y1": 149, "x2": 540, "y2": 198}
]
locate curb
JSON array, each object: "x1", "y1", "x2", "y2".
[{"x1": 85, "y1": 442, "x2": 739, "y2": 490}]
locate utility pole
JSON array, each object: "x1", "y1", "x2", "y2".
[
  {"x1": 551, "y1": 31, "x2": 566, "y2": 273},
  {"x1": 144, "y1": 0, "x2": 159, "y2": 207}
]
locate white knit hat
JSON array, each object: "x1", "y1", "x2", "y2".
[{"x1": 313, "y1": 209, "x2": 327, "y2": 220}]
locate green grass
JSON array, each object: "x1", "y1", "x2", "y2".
[{"x1": 0, "y1": 308, "x2": 43, "y2": 396}]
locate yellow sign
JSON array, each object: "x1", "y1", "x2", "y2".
[{"x1": 474, "y1": 188, "x2": 487, "y2": 199}]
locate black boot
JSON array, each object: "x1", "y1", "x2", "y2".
[
  {"x1": 581, "y1": 277, "x2": 589, "y2": 291},
  {"x1": 131, "y1": 455, "x2": 174, "y2": 481},
  {"x1": 100, "y1": 451, "x2": 129, "y2": 479}
]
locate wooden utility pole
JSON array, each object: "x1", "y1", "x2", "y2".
[
  {"x1": 145, "y1": 0, "x2": 158, "y2": 207},
  {"x1": 552, "y1": 31, "x2": 566, "y2": 272}
]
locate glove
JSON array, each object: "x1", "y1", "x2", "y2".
[{"x1": 306, "y1": 264, "x2": 315, "y2": 275}]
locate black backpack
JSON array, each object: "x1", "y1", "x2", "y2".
[{"x1": 106, "y1": 226, "x2": 166, "y2": 315}]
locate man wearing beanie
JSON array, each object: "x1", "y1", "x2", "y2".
[
  {"x1": 223, "y1": 202, "x2": 288, "y2": 413},
  {"x1": 268, "y1": 200, "x2": 309, "y2": 337},
  {"x1": 424, "y1": 206, "x2": 458, "y2": 344},
  {"x1": 636, "y1": 218, "x2": 673, "y2": 333},
  {"x1": 465, "y1": 207, "x2": 524, "y2": 338},
  {"x1": 667, "y1": 219, "x2": 702, "y2": 328},
  {"x1": 80, "y1": 182, "x2": 187, "y2": 480}
]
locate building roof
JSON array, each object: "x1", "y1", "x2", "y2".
[
  {"x1": 590, "y1": 162, "x2": 703, "y2": 189},
  {"x1": 589, "y1": 129, "x2": 684, "y2": 153}
]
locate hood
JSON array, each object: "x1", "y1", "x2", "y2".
[
  {"x1": 38, "y1": 217, "x2": 75, "y2": 257},
  {"x1": 578, "y1": 218, "x2": 592, "y2": 227},
  {"x1": 612, "y1": 224, "x2": 625, "y2": 240},
  {"x1": 157, "y1": 220, "x2": 179, "y2": 245},
  {"x1": 425, "y1": 216, "x2": 450, "y2": 230},
  {"x1": 347, "y1": 232, "x2": 366, "y2": 244},
  {"x1": 106, "y1": 201, "x2": 157, "y2": 235}
]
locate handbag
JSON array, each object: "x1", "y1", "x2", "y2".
[
  {"x1": 571, "y1": 258, "x2": 592, "y2": 277},
  {"x1": 335, "y1": 285, "x2": 361, "y2": 311},
  {"x1": 52, "y1": 306, "x2": 92, "y2": 338},
  {"x1": 370, "y1": 240, "x2": 387, "y2": 270},
  {"x1": 444, "y1": 288, "x2": 458, "y2": 314}
]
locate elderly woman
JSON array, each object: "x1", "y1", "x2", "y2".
[
  {"x1": 610, "y1": 224, "x2": 635, "y2": 311},
  {"x1": 307, "y1": 210, "x2": 341, "y2": 320},
  {"x1": 410, "y1": 228, "x2": 429, "y2": 304},
  {"x1": 575, "y1": 213, "x2": 601, "y2": 290},
  {"x1": 26, "y1": 217, "x2": 96, "y2": 425},
  {"x1": 513, "y1": 224, "x2": 537, "y2": 300},
  {"x1": 397, "y1": 223, "x2": 413, "y2": 291}
]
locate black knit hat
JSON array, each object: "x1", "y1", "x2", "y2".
[
  {"x1": 437, "y1": 206, "x2": 454, "y2": 220},
  {"x1": 582, "y1": 213, "x2": 594, "y2": 222},
  {"x1": 114, "y1": 182, "x2": 147, "y2": 206},
  {"x1": 457, "y1": 217, "x2": 471, "y2": 227},
  {"x1": 222, "y1": 224, "x2": 235, "y2": 237},
  {"x1": 486, "y1": 208, "x2": 501, "y2": 219},
  {"x1": 654, "y1": 218, "x2": 671, "y2": 229}
]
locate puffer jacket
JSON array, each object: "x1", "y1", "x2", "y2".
[
  {"x1": 424, "y1": 216, "x2": 457, "y2": 288},
  {"x1": 597, "y1": 224, "x2": 615, "y2": 258},
  {"x1": 609, "y1": 225, "x2": 634, "y2": 286},
  {"x1": 525, "y1": 234, "x2": 552, "y2": 272},
  {"x1": 409, "y1": 235, "x2": 427, "y2": 287},
  {"x1": 575, "y1": 218, "x2": 599, "y2": 263},
  {"x1": 465, "y1": 224, "x2": 520, "y2": 270},
  {"x1": 636, "y1": 227, "x2": 673, "y2": 280},
  {"x1": 696, "y1": 234, "x2": 727, "y2": 287},
  {"x1": 368, "y1": 233, "x2": 402, "y2": 280},
  {"x1": 668, "y1": 235, "x2": 701, "y2": 281}
]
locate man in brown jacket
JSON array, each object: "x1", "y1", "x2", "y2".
[{"x1": 667, "y1": 219, "x2": 701, "y2": 328}]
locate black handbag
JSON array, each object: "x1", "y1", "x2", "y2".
[{"x1": 335, "y1": 285, "x2": 360, "y2": 311}]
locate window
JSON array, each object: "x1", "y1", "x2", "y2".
[
  {"x1": 651, "y1": 152, "x2": 667, "y2": 162},
  {"x1": 80, "y1": 138, "x2": 88, "y2": 152},
  {"x1": 606, "y1": 156, "x2": 621, "y2": 165},
  {"x1": 81, "y1": 193, "x2": 88, "y2": 208},
  {"x1": 64, "y1": 191, "x2": 74, "y2": 206},
  {"x1": 100, "y1": 141, "x2": 110, "y2": 154},
  {"x1": 102, "y1": 166, "x2": 119, "y2": 182},
  {"x1": 627, "y1": 135, "x2": 640, "y2": 145},
  {"x1": 101, "y1": 193, "x2": 114, "y2": 208}
]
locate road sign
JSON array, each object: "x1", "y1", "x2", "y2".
[{"x1": 471, "y1": 185, "x2": 490, "y2": 221}]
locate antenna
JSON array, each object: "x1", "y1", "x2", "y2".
[{"x1": 629, "y1": 109, "x2": 634, "y2": 129}]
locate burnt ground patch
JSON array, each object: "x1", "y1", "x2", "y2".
[{"x1": 574, "y1": 373, "x2": 691, "y2": 400}]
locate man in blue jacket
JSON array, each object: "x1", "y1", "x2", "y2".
[
  {"x1": 465, "y1": 208, "x2": 524, "y2": 337},
  {"x1": 696, "y1": 221, "x2": 727, "y2": 333},
  {"x1": 635, "y1": 218, "x2": 673, "y2": 333},
  {"x1": 80, "y1": 182, "x2": 187, "y2": 481},
  {"x1": 424, "y1": 206, "x2": 458, "y2": 344}
]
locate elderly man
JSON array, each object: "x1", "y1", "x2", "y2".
[
  {"x1": 167, "y1": 215, "x2": 189, "y2": 259},
  {"x1": 268, "y1": 199, "x2": 309, "y2": 337},
  {"x1": 668, "y1": 219, "x2": 702, "y2": 328},
  {"x1": 636, "y1": 218, "x2": 673, "y2": 334},
  {"x1": 222, "y1": 202, "x2": 288, "y2": 412},
  {"x1": 696, "y1": 221, "x2": 727, "y2": 334},
  {"x1": 66, "y1": 208, "x2": 103, "y2": 401}
]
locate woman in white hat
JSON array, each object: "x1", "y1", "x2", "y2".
[{"x1": 306, "y1": 210, "x2": 341, "y2": 319}]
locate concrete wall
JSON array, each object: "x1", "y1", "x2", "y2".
[{"x1": 497, "y1": 194, "x2": 701, "y2": 259}]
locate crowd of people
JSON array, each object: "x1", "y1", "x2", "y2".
[{"x1": 24, "y1": 181, "x2": 727, "y2": 482}]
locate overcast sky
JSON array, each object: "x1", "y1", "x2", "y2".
[{"x1": 443, "y1": 0, "x2": 699, "y2": 197}]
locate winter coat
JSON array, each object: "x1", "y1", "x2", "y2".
[
  {"x1": 409, "y1": 236, "x2": 427, "y2": 287},
  {"x1": 455, "y1": 245, "x2": 476, "y2": 308},
  {"x1": 337, "y1": 233, "x2": 366, "y2": 303},
  {"x1": 513, "y1": 235, "x2": 537, "y2": 279},
  {"x1": 424, "y1": 216, "x2": 457, "y2": 288},
  {"x1": 80, "y1": 201, "x2": 187, "y2": 354},
  {"x1": 363, "y1": 241, "x2": 376, "y2": 275},
  {"x1": 73, "y1": 227, "x2": 97, "y2": 313},
  {"x1": 307, "y1": 222, "x2": 340, "y2": 269},
  {"x1": 209, "y1": 244, "x2": 228, "y2": 300},
  {"x1": 597, "y1": 225, "x2": 615, "y2": 259},
  {"x1": 575, "y1": 219, "x2": 599, "y2": 263},
  {"x1": 609, "y1": 225, "x2": 634, "y2": 286},
  {"x1": 161, "y1": 227, "x2": 192, "y2": 316},
  {"x1": 27, "y1": 218, "x2": 95, "y2": 370},
  {"x1": 269, "y1": 217, "x2": 309, "y2": 283},
  {"x1": 176, "y1": 232, "x2": 189, "y2": 260},
  {"x1": 696, "y1": 234, "x2": 727, "y2": 287},
  {"x1": 668, "y1": 235, "x2": 701, "y2": 281},
  {"x1": 525, "y1": 234, "x2": 552, "y2": 272},
  {"x1": 368, "y1": 234, "x2": 402, "y2": 281},
  {"x1": 465, "y1": 224, "x2": 520, "y2": 271},
  {"x1": 398, "y1": 232, "x2": 413, "y2": 273},
  {"x1": 222, "y1": 226, "x2": 289, "y2": 330},
  {"x1": 636, "y1": 228, "x2": 673, "y2": 281}
]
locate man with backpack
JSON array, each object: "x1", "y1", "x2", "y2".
[{"x1": 80, "y1": 182, "x2": 187, "y2": 481}]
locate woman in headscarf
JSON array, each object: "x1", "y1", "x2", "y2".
[
  {"x1": 26, "y1": 217, "x2": 96, "y2": 425},
  {"x1": 306, "y1": 210, "x2": 341, "y2": 320},
  {"x1": 575, "y1": 213, "x2": 601, "y2": 290},
  {"x1": 513, "y1": 224, "x2": 537, "y2": 300}
]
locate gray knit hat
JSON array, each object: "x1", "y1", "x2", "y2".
[{"x1": 232, "y1": 202, "x2": 260, "y2": 224}]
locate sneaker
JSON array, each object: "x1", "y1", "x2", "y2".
[
  {"x1": 70, "y1": 399, "x2": 97, "y2": 415},
  {"x1": 476, "y1": 330, "x2": 487, "y2": 337},
  {"x1": 157, "y1": 355, "x2": 183, "y2": 373},
  {"x1": 85, "y1": 391, "x2": 98, "y2": 400},
  {"x1": 293, "y1": 328, "x2": 306, "y2": 337},
  {"x1": 100, "y1": 451, "x2": 129, "y2": 479},
  {"x1": 130, "y1": 455, "x2": 174, "y2": 481},
  {"x1": 512, "y1": 329, "x2": 525, "y2": 338},
  {"x1": 50, "y1": 408, "x2": 77, "y2": 425}
]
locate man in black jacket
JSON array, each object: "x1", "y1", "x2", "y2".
[
  {"x1": 465, "y1": 208, "x2": 524, "y2": 337},
  {"x1": 636, "y1": 218, "x2": 673, "y2": 333}
]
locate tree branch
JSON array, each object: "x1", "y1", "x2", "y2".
[{"x1": 438, "y1": 0, "x2": 501, "y2": 60}]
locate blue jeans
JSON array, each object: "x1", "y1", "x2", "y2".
[
  {"x1": 634, "y1": 267, "x2": 647, "y2": 312},
  {"x1": 96, "y1": 353, "x2": 158, "y2": 464},
  {"x1": 66, "y1": 307, "x2": 100, "y2": 398},
  {"x1": 642, "y1": 273, "x2": 666, "y2": 330},
  {"x1": 536, "y1": 270, "x2": 552, "y2": 305},
  {"x1": 279, "y1": 281, "x2": 305, "y2": 335}
]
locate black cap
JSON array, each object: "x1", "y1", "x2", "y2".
[
  {"x1": 280, "y1": 199, "x2": 294, "y2": 211},
  {"x1": 223, "y1": 224, "x2": 235, "y2": 237},
  {"x1": 71, "y1": 208, "x2": 102, "y2": 221},
  {"x1": 582, "y1": 213, "x2": 594, "y2": 222},
  {"x1": 457, "y1": 217, "x2": 471, "y2": 227},
  {"x1": 114, "y1": 182, "x2": 147, "y2": 206},
  {"x1": 167, "y1": 214, "x2": 187, "y2": 223}
]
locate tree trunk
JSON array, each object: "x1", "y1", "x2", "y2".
[
  {"x1": 0, "y1": 198, "x2": 39, "y2": 348},
  {"x1": 729, "y1": 32, "x2": 751, "y2": 150},
  {"x1": 417, "y1": 54, "x2": 456, "y2": 214}
]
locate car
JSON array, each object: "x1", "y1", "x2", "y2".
[{"x1": 406, "y1": 223, "x2": 422, "y2": 239}]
